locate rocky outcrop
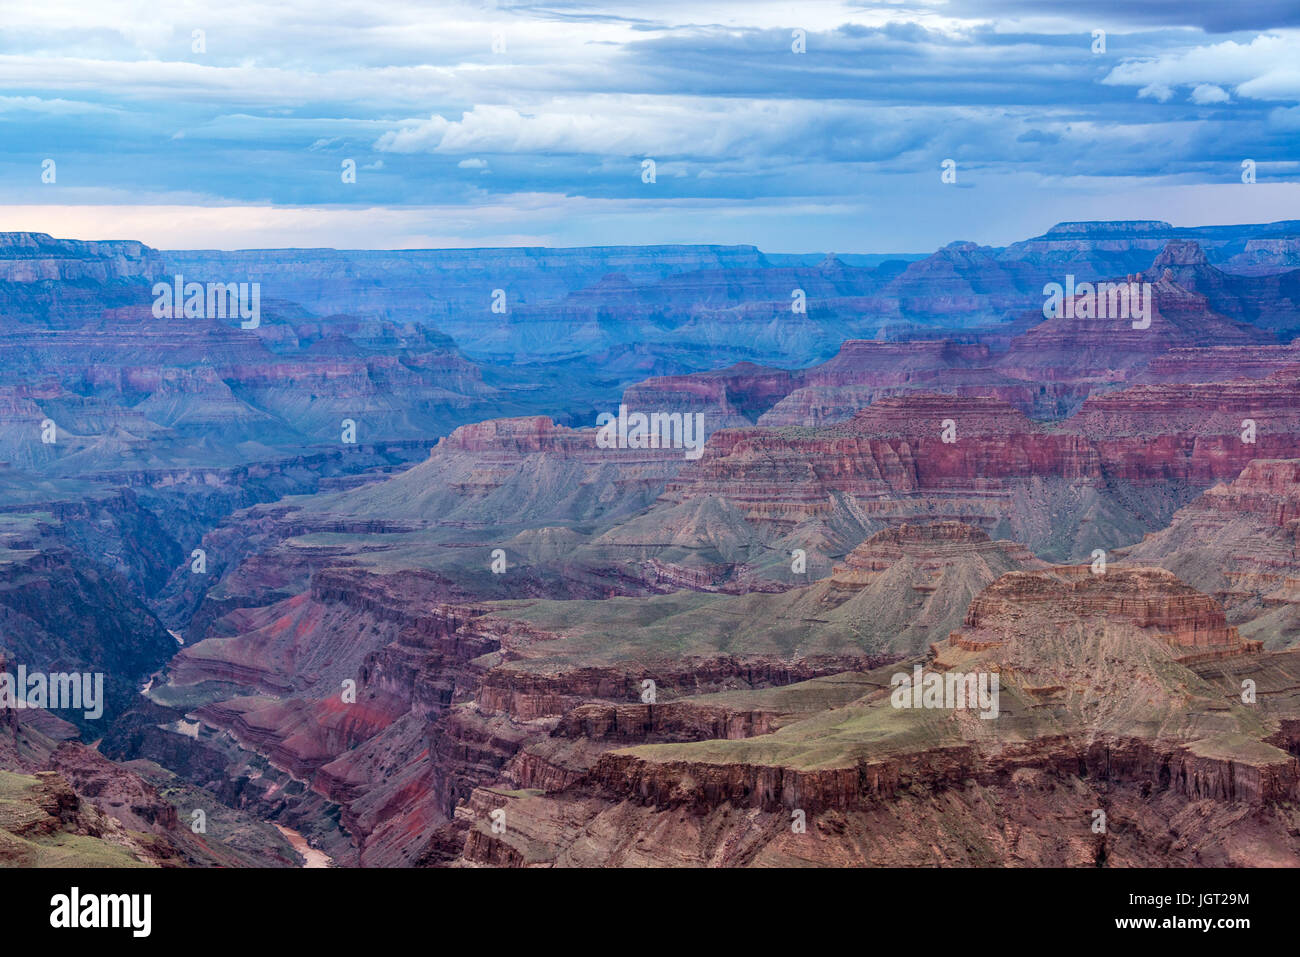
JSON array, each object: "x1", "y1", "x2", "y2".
[
  {"x1": 0, "y1": 232, "x2": 161, "y2": 283},
  {"x1": 953, "y1": 566, "x2": 1259, "y2": 658},
  {"x1": 1121, "y1": 459, "x2": 1300, "y2": 644},
  {"x1": 1140, "y1": 343, "x2": 1300, "y2": 383},
  {"x1": 580, "y1": 736, "x2": 1298, "y2": 816},
  {"x1": 649, "y1": 372, "x2": 1300, "y2": 561},
  {"x1": 453, "y1": 728, "x2": 1300, "y2": 867},
  {"x1": 1224, "y1": 238, "x2": 1300, "y2": 276},
  {"x1": 0, "y1": 545, "x2": 176, "y2": 728},
  {"x1": 830, "y1": 522, "x2": 1040, "y2": 587},
  {"x1": 478, "y1": 656, "x2": 878, "y2": 721},
  {"x1": 553, "y1": 702, "x2": 779, "y2": 743},
  {"x1": 617, "y1": 240, "x2": 1300, "y2": 431},
  {"x1": 446, "y1": 566, "x2": 1295, "y2": 867}
]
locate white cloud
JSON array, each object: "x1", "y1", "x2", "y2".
[
  {"x1": 1105, "y1": 33, "x2": 1300, "y2": 102},
  {"x1": 2, "y1": 0, "x2": 1296, "y2": 250},
  {"x1": 1268, "y1": 105, "x2": 1300, "y2": 129},
  {"x1": 373, "y1": 97, "x2": 998, "y2": 161},
  {"x1": 0, "y1": 94, "x2": 118, "y2": 114},
  {"x1": 1237, "y1": 66, "x2": 1300, "y2": 101},
  {"x1": 1189, "y1": 84, "x2": 1230, "y2": 104}
]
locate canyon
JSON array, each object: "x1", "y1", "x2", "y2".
[{"x1": 5, "y1": 220, "x2": 1300, "y2": 867}]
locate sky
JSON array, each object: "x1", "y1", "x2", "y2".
[{"x1": 1, "y1": 0, "x2": 1298, "y2": 251}]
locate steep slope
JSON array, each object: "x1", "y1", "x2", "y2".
[
  {"x1": 1122, "y1": 459, "x2": 1300, "y2": 647},
  {"x1": 1139, "y1": 241, "x2": 1300, "y2": 337},
  {"x1": 140, "y1": 522, "x2": 1041, "y2": 864},
  {"x1": 995, "y1": 262, "x2": 1269, "y2": 385},
  {"x1": 455, "y1": 567, "x2": 1298, "y2": 867}
]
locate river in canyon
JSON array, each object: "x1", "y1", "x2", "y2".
[{"x1": 273, "y1": 824, "x2": 333, "y2": 868}]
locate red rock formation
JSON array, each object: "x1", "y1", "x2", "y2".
[
  {"x1": 477, "y1": 656, "x2": 880, "y2": 721},
  {"x1": 1141, "y1": 343, "x2": 1300, "y2": 383},
  {"x1": 1067, "y1": 372, "x2": 1300, "y2": 437},
  {"x1": 997, "y1": 269, "x2": 1267, "y2": 384},
  {"x1": 1193, "y1": 459, "x2": 1300, "y2": 526},
  {"x1": 829, "y1": 522, "x2": 1041, "y2": 587},
  {"x1": 621, "y1": 259, "x2": 1285, "y2": 432},
  {"x1": 437, "y1": 416, "x2": 590, "y2": 456},
  {"x1": 657, "y1": 377, "x2": 1300, "y2": 537},
  {"x1": 1121, "y1": 459, "x2": 1300, "y2": 638},
  {"x1": 553, "y1": 701, "x2": 783, "y2": 742},
  {"x1": 952, "y1": 566, "x2": 1259, "y2": 658},
  {"x1": 625, "y1": 338, "x2": 1089, "y2": 427},
  {"x1": 575, "y1": 734, "x2": 1296, "y2": 817}
]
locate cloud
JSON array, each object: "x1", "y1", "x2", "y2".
[
  {"x1": 1104, "y1": 33, "x2": 1300, "y2": 102},
  {"x1": 13, "y1": 177, "x2": 1300, "y2": 253},
  {"x1": 940, "y1": 0, "x2": 1300, "y2": 32},
  {"x1": 373, "y1": 97, "x2": 1032, "y2": 166},
  {"x1": 1189, "y1": 84, "x2": 1230, "y2": 104},
  {"x1": 2, "y1": 0, "x2": 1298, "y2": 249},
  {"x1": 1268, "y1": 105, "x2": 1300, "y2": 129},
  {"x1": 0, "y1": 94, "x2": 117, "y2": 114}
]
